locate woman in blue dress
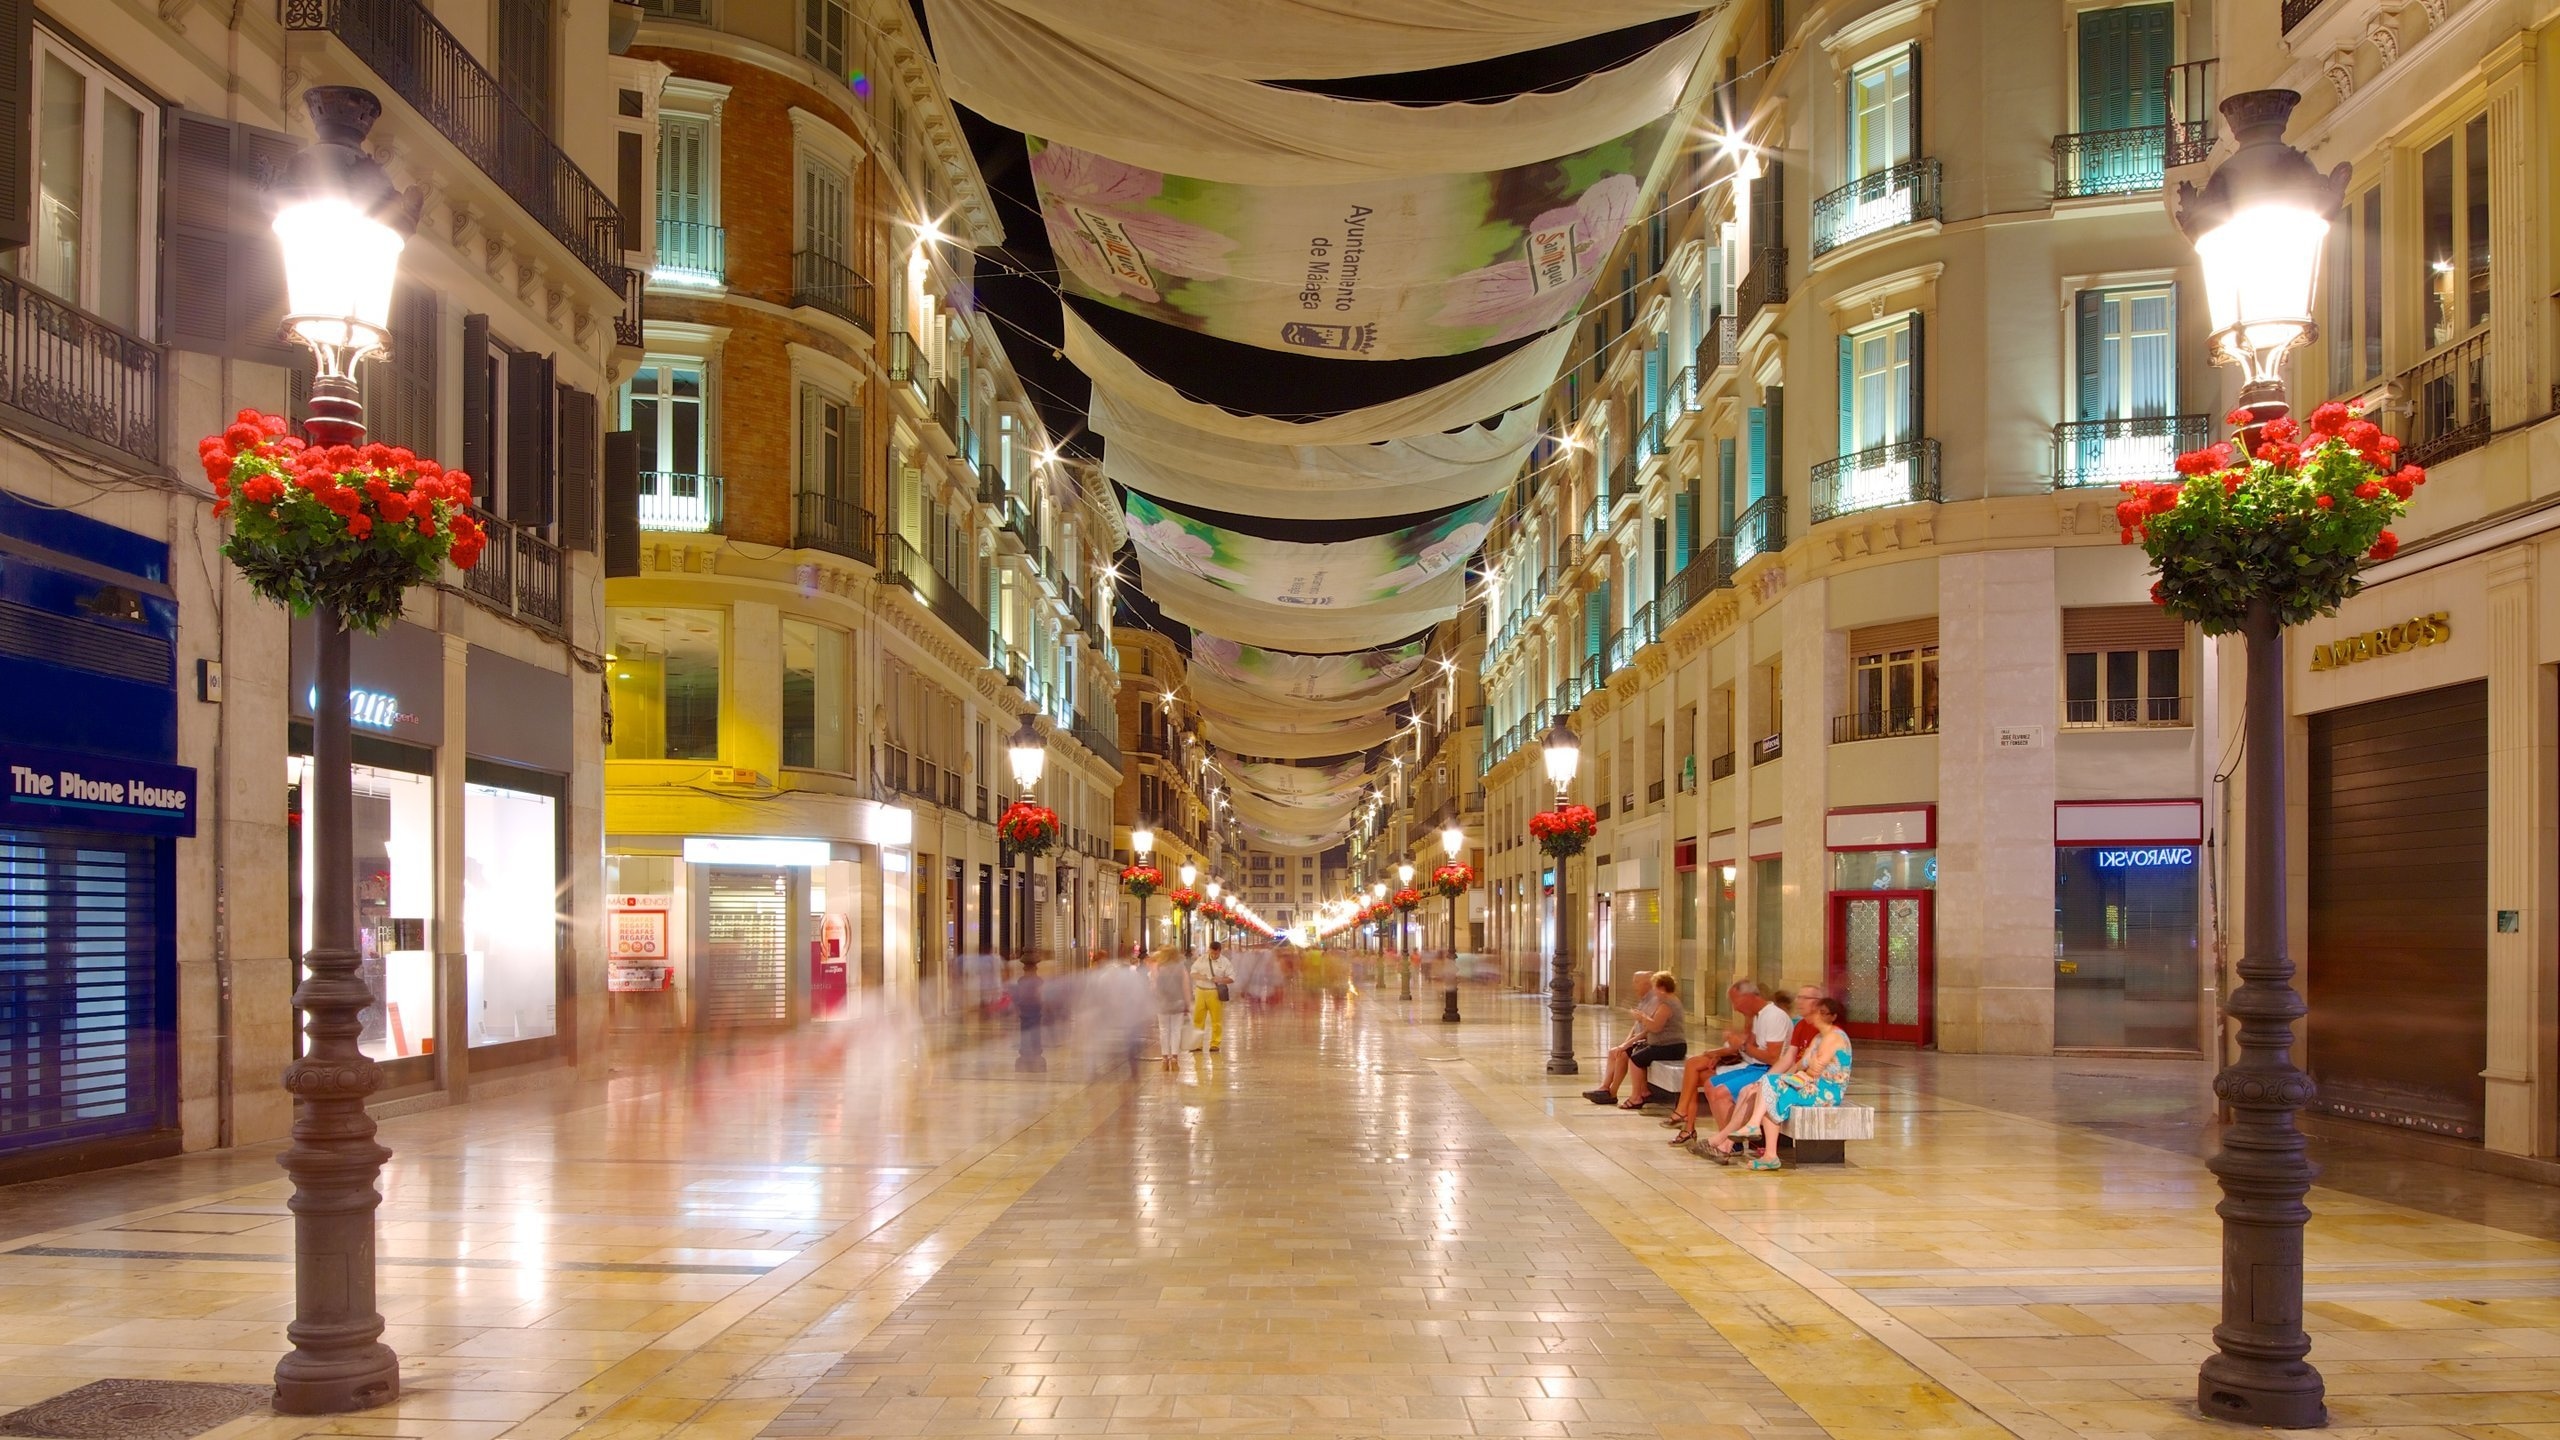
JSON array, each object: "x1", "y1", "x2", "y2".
[{"x1": 1703, "y1": 996, "x2": 1852, "y2": 1170}]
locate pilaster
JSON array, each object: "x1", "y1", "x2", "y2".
[
  {"x1": 2481, "y1": 37, "x2": 2541, "y2": 430},
  {"x1": 1782, "y1": 574, "x2": 1834, "y2": 993},
  {"x1": 2483, "y1": 545, "x2": 2550, "y2": 1153},
  {"x1": 435, "y1": 630, "x2": 469, "y2": 1099}
]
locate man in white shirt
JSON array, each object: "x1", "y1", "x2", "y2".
[
  {"x1": 1699, "y1": 979, "x2": 1794, "y2": 1132},
  {"x1": 1190, "y1": 942, "x2": 1237, "y2": 1052}
]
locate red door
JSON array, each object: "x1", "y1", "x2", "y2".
[{"x1": 1826, "y1": 891, "x2": 1933, "y2": 1045}]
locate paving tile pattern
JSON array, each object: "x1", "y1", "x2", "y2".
[{"x1": 766, "y1": 1001, "x2": 1818, "y2": 1439}]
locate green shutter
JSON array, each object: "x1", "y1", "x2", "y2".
[
  {"x1": 2074, "y1": 291, "x2": 2105, "y2": 422},
  {"x1": 1652, "y1": 518, "x2": 1669, "y2": 597},
  {"x1": 1584, "y1": 588, "x2": 1604, "y2": 660},
  {"x1": 2080, "y1": 4, "x2": 2173, "y2": 132},
  {"x1": 1767, "y1": 386, "x2": 1784, "y2": 492},
  {"x1": 1719, "y1": 438, "x2": 1738, "y2": 531},
  {"x1": 1838, "y1": 333, "x2": 1857, "y2": 457},
  {"x1": 1746, "y1": 407, "x2": 1767, "y2": 504}
]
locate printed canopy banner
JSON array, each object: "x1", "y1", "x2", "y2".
[
  {"x1": 1092, "y1": 390, "x2": 1539, "y2": 521},
  {"x1": 1125, "y1": 493, "x2": 1494, "y2": 609},
  {"x1": 1191, "y1": 634, "x2": 1428, "y2": 702},
  {"x1": 1206, "y1": 712, "x2": 1402, "y2": 760},
  {"x1": 1227, "y1": 758, "x2": 1372, "y2": 795},
  {"x1": 946, "y1": 0, "x2": 1709, "y2": 79},
  {"x1": 1242, "y1": 821, "x2": 1347, "y2": 854},
  {"x1": 1033, "y1": 120, "x2": 1676, "y2": 361}
]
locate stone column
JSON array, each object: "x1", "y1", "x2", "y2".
[
  {"x1": 2483, "y1": 546, "x2": 2553, "y2": 1154},
  {"x1": 727, "y1": 602, "x2": 782, "y2": 781},
  {"x1": 435, "y1": 629, "x2": 469, "y2": 1096},
  {"x1": 1935, "y1": 550, "x2": 2061, "y2": 1054},
  {"x1": 1782, "y1": 577, "x2": 1841, "y2": 994},
  {"x1": 1731, "y1": 628, "x2": 1758, "y2": 1001},
  {"x1": 2482, "y1": 38, "x2": 2542, "y2": 431}
]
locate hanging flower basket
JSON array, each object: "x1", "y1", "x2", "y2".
[
  {"x1": 1391, "y1": 886, "x2": 1423, "y2": 913},
  {"x1": 205, "y1": 409, "x2": 484, "y2": 634},
  {"x1": 1167, "y1": 887, "x2": 1200, "y2": 913},
  {"x1": 1120, "y1": 863, "x2": 1162, "y2": 898},
  {"x1": 1430, "y1": 862, "x2": 1476, "y2": 899},
  {"x1": 1198, "y1": 900, "x2": 1227, "y2": 925},
  {"x1": 998, "y1": 801, "x2": 1060, "y2": 859},
  {"x1": 2120, "y1": 403, "x2": 2423, "y2": 634},
  {"x1": 1529, "y1": 804, "x2": 1599, "y2": 859}
]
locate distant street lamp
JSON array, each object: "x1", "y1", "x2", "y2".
[
  {"x1": 2174, "y1": 89, "x2": 2348, "y2": 1432},
  {"x1": 1179, "y1": 860, "x2": 1199, "y2": 955},
  {"x1": 1396, "y1": 861, "x2": 1416, "y2": 998},
  {"x1": 1440, "y1": 817, "x2": 1465, "y2": 1023},
  {"x1": 1541, "y1": 717, "x2": 1581, "y2": 1074},
  {"x1": 1131, "y1": 822, "x2": 1155, "y2": 957},
  {"x1": 269, "y1": 85, "x2": 409, "y2": 1417},
  {"x1": 1206, "y1": 879, "x2": 1222, "y2": 947}
]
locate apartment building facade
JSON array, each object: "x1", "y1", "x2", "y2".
[
  {"x1": 0, "y1": 0, "x2": 628, "y2": 1181},
  {"x1": 602, "y1": 0, "x2": 1123, "y2": 1023},
  {"x1": 1469, "y1": 0, "x2": 2228, "y2": 1058},
  {"x1": 1110, "y1": 626, "x2": 1221, "y2": 956}
]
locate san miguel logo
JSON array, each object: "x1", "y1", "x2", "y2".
[
  {"x1": 1279, "y1": 321, "x2": 1377, "y2": 353},
  {"x1": 2308, "y1": 611, "x2": 2451, "y2": 671}
]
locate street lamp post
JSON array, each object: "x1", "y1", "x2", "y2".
[
  {"x1": 270, "y1": 86, "x2": 410, "y2": 1416},
  {"x1": 1006, "y1": 713, "x2": 1047, "y2": 1072},
  {"x1": 2175, "y1": 89, "x2": 2348, "y2": 1432},
  {"x1": 1396, "y1": 861, "x2": 1415, "y2": 999},
  {"x1": 1206, "y1": 879, "x2": 1222, "y2": 950},
  {"x1": 1440, "y1": 817, "x2": 1465, "y2": 1023},
  {"x1": 1180, "y1": 860, "x2": 1199, "y2": 956},
  {"x1": 1541, "y1": 718, "x2": 1581, "y2": 1075},
  {"x1": 1131, "y1": 823, "x2": 1155, "y2": 957}
]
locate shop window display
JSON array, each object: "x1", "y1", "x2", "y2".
[
  {"x1": 297, "y1": 761, "x2": 435, "y2": 1062},
  {"x1": 465, "y1": 779, "x2": 560, "y2": 1047},
  {"x1": 2053, "y1": 844, "x2": 2200, "y2": 1050}
]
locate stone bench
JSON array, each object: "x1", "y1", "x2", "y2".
[{"x1": 1645, "y1": 1060, "x2": 1873, "y2": 1163}]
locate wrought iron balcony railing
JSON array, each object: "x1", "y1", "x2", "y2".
[
  {"x1": 791, "y1": 250, "x2": 873, "y2": 331},
  {"x1": 2398, "y1": 331, "x2": 2491, "y2": 469},
  {"x1": 795, "y1": 491, "x2": 875, "y2": 564},
  {"x1": 889, "y1": 331, "x2": 931, "y2": 393},
  {"x1": 1578, "y1": 499, "x2": 1604, "y2": 546},
  {"x1": 639, "y1": 471, "x2": 723, "y2": 532},
  {"x1": 653, "y1": 218, "x2": 723, "y2": 285},
  {"x1": 1811, "y1": 437, "x2": 1942, "y2": 524},
  {"x1": 285, "y1": 0, "x2": 622, "y2": 287},
  {"x1": 0, "y1": 276, "x2": 159, "y2": 467},
  {"x1": 1811, "y1": 158, "x2": 1943, "y2": 256},
  {"x1": 881, "y1": 535, "x2": 988, "y2": 652},
  {"x1": 1732, "y1": 493, "x2": 1786, "y2": 564},
  {"x1": 931, "y1": 381, "x2": 960, "y2": 440},
  {"x1": 2053, "y1": 125, "x2": 2171, "y2": 198},
  {"x1": 1672, "y1": 364, "x2": 1700, "y2": 414},
  {"x1": 2053, "y1": 414, "x2": 2210, "y2": 488},
  {"x1": 1735, "y1": 249, "x2": 1787, "y2": 327},
  {"x1": 1660, "y1": 538, "x2": 1735, "y2": 623},
  {"x1": 2066, "y1": 694, "x2": 2188, "y2": 728},
  {"x1": 2281, "y1": 0, "x2": 2326, "y2": 32},
  {"x1": 453, "y1": 508, "x2": 561, "y2": 634},
  {"x1": 1710, "y1": 751, "x2": 1737, "y2": 781},
  {"x1": 1832, "y1": 707, "x2": 1940, "y2": 744},
  {"x1": 1700, "y1": 311, "x2": 1739, "y2": 375},
  {"x1": 1753, "y1": 732, "x2": 1783, "y2": 764}
]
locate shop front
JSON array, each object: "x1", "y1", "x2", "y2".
[
  {"x1": 1823, "y1": 806, "x2": 1935, "y2": 1046},
  {"x1": 2052, "y1": 801, "x2": 2204, "y2": 1053},
  {"x1": 0, "y1": 497, "x2": 192, "y2": 1180}
]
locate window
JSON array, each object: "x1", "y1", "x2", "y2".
[
  {"x1": 782, "y1": 619, "x2": 849, "y2": 771},
  {"x1": 2419, "y1": 115, "x2": 2491, "y2": 351},
  {"x1": 799, "y1": 386, "x2": 857, "y2": 501},
  {"x1": 623, "y1": 362, "x2": 712, "y2": 530},
  {"x1": 801, "y1": 155, "x2": 849, "y2": 266},
  {"x1": 495, "y1": 4, "x2": 554, "y2": 135},
  {"x1": 1847, "y1": 622, "x2": 1939, "y2": 740},
  {"x1": 2063, "y1": 605, "x2": 2186, "y2": 726},
  {"x1": 463, "y1": 771, "x2": 560, "y2": 1047},
  {"x1": 1848, "y1": 49, "x2": 1915, "y2": 180},
  {"x1": 1844, "y1": 316, "x2": 1917, "y2": 449},
  {"x1": 803, "y1": 0, "x2": 852, "y2": 77},
  {"x1": 2075, "y1": 287, "x2": 2173, "y2": 423},
  {"x1": 2324, "y1": 188, "x2": 2385, "y2": 391},
  {"x1": 362, "y1": 285, "x2": 439, "y2": 457},
  {"x1": 2070, "y1": 4, "x2": 2173, "y2": 193},
  {"x1": 639, "y1": 0, "x2": 709, "y2": 18},
  {"x1": 9, "y1": 38, "x2": 155, "y2": 334},
  {"x1": 609, "y1": 608, "x2": 723, "y2": 760},
  {"x1": 655, "y1": 109, "x2": 720, "y2": 286}
]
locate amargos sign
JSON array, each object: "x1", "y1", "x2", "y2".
[
  {"x1": 0, "y1": 744, "x2": 197, "y2": 837},
  {"x1": 2308, "y1": 612, "x2": 2451, "y2": 671}
]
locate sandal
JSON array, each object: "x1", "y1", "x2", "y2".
[
  {"x1": 1619, "y1": 1096, "x2": 1649, "y2": 1110},
  {"x1": 1582, "y1": 1089, "x2": 1616, "y2": 1105},
  {"x1": 1701, "y1": 1135, "x2": 1738, "y2": 1157},
  {"x1": 1667, "y1": 1127, "x2": 1695, "y2": 1145},
  {"x1": 1748, "y1": 1156, "x2": 1782, "y2": 1171}
]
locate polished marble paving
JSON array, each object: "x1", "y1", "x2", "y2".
[{"x1": 1, "y1": 982, "x2": 2556, "y2": 1440}]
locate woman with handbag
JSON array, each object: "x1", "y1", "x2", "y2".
[{"x1": 1190, "y1": 941, "x2": 1236, "y2": 1053}]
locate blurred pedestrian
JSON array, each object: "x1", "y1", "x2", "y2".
[
  {"x1": 1148, "y1": 948, "x2": 1190, "y2": 1068},
  {"x1": 1013, "y1": 956, "x2": 1046, "y2": 1073}
]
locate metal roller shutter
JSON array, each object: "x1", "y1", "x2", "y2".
[
  {"x1": 2062, "y1": 604, "x2": 2185, "y2": 652},
  {"x1": 0, "y1": 832, "x2": 166, "y2": 1152},
  {"x1": 701, "y1": 870, "x2": 790, "y2": 1027}
]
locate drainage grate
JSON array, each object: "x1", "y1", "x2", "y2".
[{"x1": 0, "y1": 1381, "x2": 272, "y2": 1440}]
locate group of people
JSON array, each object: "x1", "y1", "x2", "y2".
[
  {"x1": 1583, "y1": 975, "x2": 1854, "y2": 1170},
  {"x1": 1065, "y1": 942, "x2": 1246, "y2": 1072}
]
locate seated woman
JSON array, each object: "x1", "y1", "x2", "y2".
[
  {"x1": 1582, "y1": 971, "x2": 1658, "y2": 1106},
  {"x1": 1700, "y1": 996, "x2": 1852, "y2": 1170}
]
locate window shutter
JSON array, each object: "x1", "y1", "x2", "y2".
[
  {"x1": 2076, "y1": 6, "x2": 2119, "y2": 133},
  {"x1": 603, "y1": 430, "x2": 640, "y2": 577},
  {"x1": 2130, "y1": 5, "x2": 2172, "y2": 128},
  {"x1": 1765, "y1": 385, "x2": 1784, "y2": 493},
  {"x1": 1906, "y1": 312, "x2": 1925, "y2": 445},
  {"x1": 2074, "y1": 292, "x2": 2104, "y2": 424},
  {"x1": 1673, "y1": 491, "x2": 1692, "y2": 571},
  {"x1": 2062, "y1": 604, "x2": 2184, "y2": 651},
  {"x1": 797, "y1": 384, "x2": 820, "y2": 497},
  {"x1": 1745, "y1": 406, "x2": 1766, "y2": 504},
  {"x1": 461, "y1": 314, "x2": 494, "y2": 506},
  {"x1": 1718, "y1": 437, "x2": 1737, "y2": 530},
  {"x1": 1652, "y1": 518, "x2": 1669, "y2": 596},
  {"x1": 1586, "y1": 584, "x2": 1606, "y2": 657},
  {"x1": 0, "y1": 0, "x2": 26, "y2": 249},
  {"x1": 1848, "y1": 618, "x2": 1939, "y2": 656},
  {"x1": 504, "y1": 349, "x2": 555, "y2": 526},
  {"x1": 160, "y1": 112, "x2": 238, "y2": 356},
  {"x1": 557, "y1": 385, "x2": 598, "y2": 551},
  {"x1": 1837, "y1": 333, "x2": 1855, "y2": 457},
  {"x1": 231, "y1": 122, "x2": 300, "y2": 365}
]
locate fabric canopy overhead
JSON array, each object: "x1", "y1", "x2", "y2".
[
  {"x1": 1190, "y1": 634, "x2": 1429, "y2": 704},
  {"x1": 946, "y1": 0, "x2": 1709, "y2": 78},
  {"x1": 1190, "y1": 668, "x2": 1417, "y2": 726},
  {"x1": 1206, "y1": 712, "x2": 1402, "y2": 759},
  {"x1": 1068, "y1": 309, "x2": 1575, "y2": 444},
  {"x1": 1023, "y1": 120, "x2": 1675, "y2": 360},
  {"x1": 1243, "y1": 821, "x2": 1347, "y2": 854},
  {"x1": 928, "y1": 0, "x2": 1701, "y2": 185},
  {"x1": 1126, "y1": 492, "x2": 1494, "y2": 608},
  {"x1": 1091, "y1": 390, "x2": 1539, "y2": 521},
  {"x1": 1225, "y1": 758, "x2": 1372, "y2": 795},
  {"x1": 1146, "y1": 561, "x2": 1467, "y2": 651}
]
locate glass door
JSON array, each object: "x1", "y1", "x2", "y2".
[{"x1": 1827, "y1": 891, "x2": 1932, "y2": 1045}]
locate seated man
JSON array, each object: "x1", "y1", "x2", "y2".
[
  {"x1": 1583, "y1": 971, "x2": 1658, "y2": 1105},
  {"x1": 1663, "y1": 979, "x2": 1794, "y2": 1144}
]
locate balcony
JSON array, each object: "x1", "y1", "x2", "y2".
[
  {"x1": 1710, "y1": 751, "x2": 1737, "y2": 781},
  {"x1": 2052, "y1": 126, "x2": 2171, "y2": 199},
  {"x1": 1753, "y1": 732, "x2": 1783, "y2": 765},
  {"x1": 614, "y1": 265, "x2": 643, "y2": 350},
  {"x1": 1577, "y1": 499, "x2": 1603, "y2": 547},
  {"x1": 653, "y1": 218, "x2": 723, "y2": 286},
  {"x1": 1832, "y1": 707, "x2": 1939, "y2": 744},
  {"x1": 1072, "y1": 721, "x2": 1125, "y2": 776},
  {"x1": 1735, "y1": 249, "x2": 1787, "y2": 328},
  {"x1": 791, "y1": 250, "x2": 873, "y2": 331},
  {"x1": 1811, "y1": 438, "x2": 1942, "y2": 524},
  {"x1": 1699, "y1": 312, "x2": 1739, "y2": 376},
  {"x1": 1579, "y1": 651, "x2": 1606, "y2": 694},
  {"x1": 1732, "y1": 493, "x2": 1787, "y2": 564},
  {"x1": 1672, "y1": 364, "x2": 1700, "y2": 415},
  {"x1": 455, "y1": 508, "x2": 562, "y2": 635},
  {"x1": 2053, "y1": 414, "x2": 2211, "y2": 489},
  {"x1": 1632, "y1": 408, "x2": 1670, "y2": 469},
  {"x1": 1660, "y1": 538, "x2": 1734, "y2": 623},
  {"x1": 888, "y1": 332, "x2": 931, "y2": 395},
  {"x1": 637, "y1": 471, "x2": 722, "y2": 532},
  {"x1": 285, "y1": 0, "x2": 622, "y2": 287},
  {"x1": 930, "y1": 380, "x2": 960, "y2": 441},
  {"x1": 795, "y1": 491, "x2": 875, "y2": 564},
  {"x1": 1647, "y1": 780, "x2": 1666, "y2": 805},
  {"x1": 1811, "y1": 159, "x2": 1943, "y2": 257},
  {"x1": 2166, "y1": 62, "x2": 2220, "y2": 169},
  {"x1": 881, "y1": 535, "x2": 988, "y2": 651},
  {"x1": 2398, "y1": 332, "x2": 2490, "y2": 469},
  {"x1": 0, "y1": 275, "x2": 160, "y2": 469},
  {"x1": 2281, "y1": 0, "x2": 2326, "y2": 32},
  {"x1": 2066, "y1": 694, "x2": 2188, "y2": 728}
]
